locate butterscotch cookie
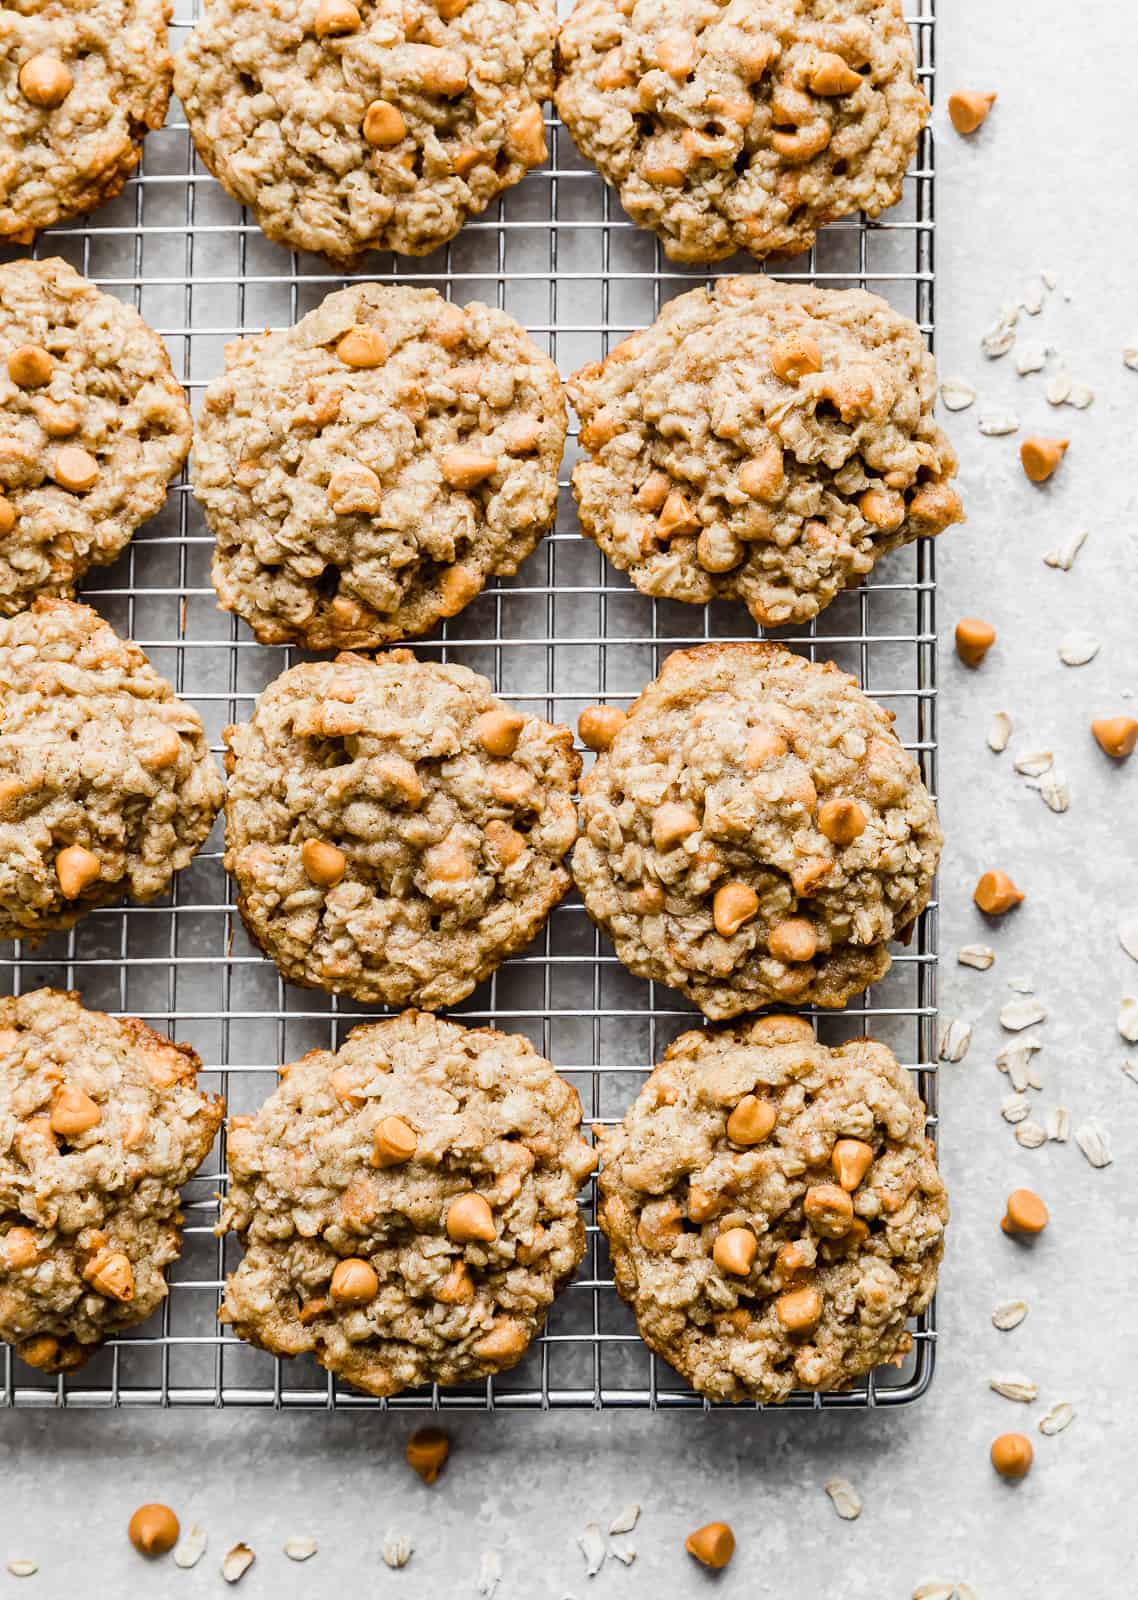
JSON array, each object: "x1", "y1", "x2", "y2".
[
  {"x1": 0, "y1": 988, "x2": 224, "y2": 1373},
  {"x1": 572, "y1": 642, "x2": 941, "y2": 1018},
  {"x1": 596, "y1": 1014, "x2": 948, "y2": 1403},
  {"x1": 0, "y1": 0, "x2": 173, "y2": 243},
  {"x1": 195, "y1": 284, "x2": 566, "y2": 650},
  {"x1": 175, "y1": 0, "x2": 556, "y2": 264},
  {"x1": 555, "y1": 0, "x2": 927, "y2": 264},
  {"x1": 0, "y1": 258, "x2": 191, "y2": 616},
  {"x1": 567, "y1": 276, "x2": 962, "y2": 628},
  {"x1": 219, "y1": 1010, "x2": 596, "y2": 1396},
  {"x1": 223, "y1": 650, "x2": 579, "y2": 1008},
  {"x1": 0, "y1": 600, "x2": 225, "y2": 942}
]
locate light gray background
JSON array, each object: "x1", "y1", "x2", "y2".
[{"x1": 3, "y1": 1, "x2": 1136, "y2": 1594}]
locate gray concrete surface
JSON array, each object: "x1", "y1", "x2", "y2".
[{"x1": 3, "y1": 2, "x2": 1136, "y2": 1594}]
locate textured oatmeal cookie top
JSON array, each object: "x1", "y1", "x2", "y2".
[
  {"x1": 0, "y1": 258, "x2": 191, "y2": 616},
  {"x1": 0, "y1": 0, "x2": 173, "y2": 243},
  {"x1": 596, "y1": 1013, "x2": 947, "y2": 1402},
  {"x1": 572, "y1": 642, "x2": 941, "y2": 1018},
  {"x1": 0, "y1": 599, "x2": 225, "y2": 942},
  {"x1": 196, "y1": 284, "x2": 566, "y2": 651},
  {"x1": 0, "y1": 987, "x2": 223, "y2": 1373},
  {"x1": 175, "y1": 0, "x2": 556, "y2": 264},
  {"x1": 567, "y1": 276, "x2": 962, "y2": 628},
  {"x1": 220, "y1": 1010, "x2": 596, "y2": 1396},
  {"x1": 224, "y1": 650, "x2": 580, "y2": 1008},
  {"x1": 555, "y1": 0, "x2": 926, "y2": 264}
]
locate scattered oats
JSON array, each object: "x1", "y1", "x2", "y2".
[
  {"x1": 1014, "y1": 341, "x2": 1048, "y2": 375},
  {"x1": 576, "y1": 1524, "x2": 606, "y2": 1578},
  {"x1": 1045, "y1": 369, "x2": 1072, "y2": 405},
  {"x1": 1124, "y1": 343, "x2": 1138, "y2": 371},
  {"x1": 611, "y1": 1548, "x2": 637, "y2": 1567},
  {"x1": 981, "y1": 306, "x2": 1018, "y2": 358},
  {"x1": 989, "y1": 1375, "x2": 1038, "y2": 1403},
  {"x1": 1000, "y1": 997, "x2": 1047, "y2": 1031},
  {"x1": 1119, "y1": 917, "x2": 1138, "y2": 963},
  {"x1": 1013, "y1": 749, "x2": 1052, "y2": 777},
  {"x1": 174, "y1": 1525, "x2": 208, "y2": 1570},
  {"x1": 1038, "y1": 767, "x2": 1070, "y2": 813},
  {"x1": 956, "y1": 1587, "x2": 981, "y2": 1600},
  {"x1": 1119, "y1": 996, "x2": 1138, "y2": 1043},
  {"x1": 992, "y1": 1299, "x2": 1028, "y2": 1331},
  {"x1": 1021, "y1": 279, "x2": 1045, "y2": 315},
  {"x1": 6, "y1": 1561, "x2": 37, "y2": 1579},
  {"x1": 1075, "y1": 1119, "x2": 1113, "y2": 1168},
  {"x1": 1047, "y1": 1106, "x2": 1070, "y2": 1142},
  {"x1": 477, "y1": 1551, "x2": 503, "y2": 1597},
  {"x1": 283, "y1": 1536, "x2": 317, "y2": 1563},
  {"x1": 823, "y1": 1478, "x2": 863, "y2": 1521},
  {"x1": 608, "y1": 1506, "x2": 640, "y2": 1536},
  {"x1": 382, "y1": 1532, "x2": 413, "y2": 1571},
  {"x1": 939, "y1": 377, "x2": 976, "y2": 411},
  {"x1": 987, "y1": 712, "x2": 1012, "y2": 753},
  {"x1": 1014, "y1": 1119, "x2": 1047, "y2": 1149},
  {"x1": 1123, "y1": 1059, "x2": 1138, "y2": 1087},
  {"x1": 1026, "y1": 1060, "x2": 1043, "y2": 1090},
  {"x1": 997, "y1": 1037, "x2": 1043, "y2": 1091},
  {"x1": 1064, "y1": 381, "x2": 1094, "y2": 409},
  {"x1": 1040, "y1": 268, "x2": 1058, "y2": 290},
  {"x1": 1001, "y1": 1094, "x2": 1030, "y2": 1124},
  {"x1": 958, "y1": 943, "x2": 996, "y2": 970},
  {"x1": 221, "y1": 1544, "x2": 255, "y2": 1586},
  {"x1": 1043, "y1": 529, "x2": 1088, "y2": 571},
  {"x1": 1007, "y1": 974, "x2": 1033, "y2": 993},
  {"x1": 938, "y1": 1018, "x2": 973, "y2": 1062},
  {"x1": 1057, "y1": 632, "x2": 1100, "y2": 667},
  {"x1": 1039, "y1": 1402, "x2": 1075, "y2": 1436},
  {"x1": 912, "y1": 1584, "x2": 956, "y2": 1600},
  {"x1": 977, "y1": 411, "x2": 1019, "y2": 436}
]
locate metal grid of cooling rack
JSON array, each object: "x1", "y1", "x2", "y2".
[{"x1": 1, "y1": 0, "x2": 940, "y2": 1410}]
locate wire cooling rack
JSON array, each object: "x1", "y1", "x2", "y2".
[{"x1": 1, "y1": 0, "x2": 939, "y2": 1409}]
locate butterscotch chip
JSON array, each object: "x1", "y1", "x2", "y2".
[
  {"x1": 0, "y1": 600, "x2": 223, "y2": 941},
  {"x1": 567, "y1": 277, "x2": 962, "y2": 629},
  {"x1": 176, "y1": 0, "x2": 556, "y2": 263},
  {"x1": 597, "y1": 1022, "x2": 947, "y2": 1403},
  {"x1": 1, "y1": 4, "x2": 171, "y2": 243},
  {"x1": 572, "y1": 643, "x2": 941, "y2": 1019},
  {"x1": 0, "y1": 988, "x2": 222, "y2": 1372},
  {"x1": 218, "y1": 1011, "x2": 595, "y2": 1397},
  {"x1": 195, "y1": 284, "x2": 565, "y2": 650},
  {"x1": 223, "y1": 651, "x2": 579, "y2": 1009},
  {"x1": 556, "y1": 0, "x2": 927, "y2": 264},
  {"x1": 0, "y1": 259, "x2": 191, "y2": 615}
]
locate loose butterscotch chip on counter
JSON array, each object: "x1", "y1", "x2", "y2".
[
  {"x1": 406, "y1": 1426, "x2": 450, "y2": 1484},
  {"x1": 1091, "y1": 717, "x2": 1138, "y2": 759},
  {"x1": 1001, "y1": 1188, "x2": 1048, "y2": 1236},
  {"x1": 991, "y1": 1432, "x2": 1034, "y2": 1480},
  {"x1": 1020, "y1": 436, "x2": 1068, "y2": 483},
  {"x1": 955, "y1": 617, "x2": 996, "y2": 667},
  {"x1": 685, "y1": 1522, "x2": 735, "y2": 1570},
  {"x1": 974, "y1": 870, "x2": 1023, "y2": 916},
  {"x1": 128, "y1": 1504, "x2": 180, "y2": 1557},
  {"x1": 948, "y1": 89, "x2": 997, "y2": 134}
]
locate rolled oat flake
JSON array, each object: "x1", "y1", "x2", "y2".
[
  {"x1": 992, "y1": 1299, "x2": 1028, "y2": 1331},
  {"x1": 1039, "y1": 1401, "x2": 1075, "y2": 1436},
  {"x1": 824, "y1": 1477, "x2": 863, "y2": 1521}
]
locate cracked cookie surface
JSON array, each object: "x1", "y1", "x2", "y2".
[
  {"x1": 0, "y1": 987, "x2": 223, "y2": 1373},
  {"x1": 224, "y1": 649, "x2": 580, "y2": 1008},
  {"x1": 571, "y1": 642, "x2": 941, "y2": 1018},
  {"x1": 0, "y1": 258, "x2": 191, "y2": 615},
  {"x1": 219, "y1": 1010, "x2": 596, "y2": 1396},
  {"x1": 567, "y1": 275, "x2": 962, "y2": 628},
  {"x1": 596, "y1": 1013, "x2": 947, "y2": 1402},
  {"x1": 175, "y1": 0, "x2": 556, "y2": 264},
  {"x1": 555, "y1": 0, "x2": 926, "y2": 264},
  {"x1": 196, "y1": 284, "x2": 566, "y2": 650},
  {"x1": 0, "y1": 599, "x2": 225, "y2": 942},
  {"x1": 0, "y1": 0, "x2": 173, "y2": 242}
]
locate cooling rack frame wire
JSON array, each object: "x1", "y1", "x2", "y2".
[{"x1": 1, "y1": 0, "x2": 940, "y2": 1411}]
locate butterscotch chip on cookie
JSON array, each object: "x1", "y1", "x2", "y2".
[
  {"x1": 0, "y1": 988, "x2": 223, "y2": 1373},
  {"x1": 175, "y1": 0, "x2": 556, "y2": 264},
  {"x1": 195, "y1": 285, "x2": 565, "y2": 650},
  {"x1": 0, "y1": 600, "x2": 224, "y2": 942},
  {"x1": 596, "y1": 1015, "x2": 948, "y2": 1403},
  {"x1": 0, "y1": 258, "x2": 191, "y2": 615},
  {"x1": 223, "y1": 650, "x2": 580, "y2": 1008},
  {"x1": 571, "y1": 642, "x2": 941, "y2": 1018},
  {"x1": 567, "y1": 276, "x2": 962, "y2": 628},
  {"x1": 555, "y1": 0, "x2": 927, "y2": 264},
  {"x1": 219, "y1": 1011, "x2": 596, "y2": 1396}
]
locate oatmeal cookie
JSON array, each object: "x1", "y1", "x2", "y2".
[
  {"x1": 572, "y1": 642, "x2": 941, "y2": 1018},
  {"x1": 219, "y1": 1010, "x2": 595, "y2": 1396},
  {"x1": 0, "y1": 599, "x2": 225, "y2": 942},
  {"x1": 224, "y1": 649, "x2": 579, "y2": 1007},
  {"x1": 0, "y1": 0, "x2": 173, "y2": 243},
  {"x1": 196, "y1": 284, "x2": 566, "y2": 651},
  {"x1": 0, "y1": 258, "x2": 191, "y2": 616},
  {"x1": 0, "y1": 988, "x2": 223, "y2": 1373},
  {"x1": 597, "y1": 1013, "x2": 947, "y2": 1402},
  {"x1": 555, "y1": 0, "x2": 926, "y2": 264},
  {"x1": 567, "y1": 276, "x2": 962, "y2": 628},
  {"x1": 175, "y1": 0, "x2": 556, "y2": 264}
]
